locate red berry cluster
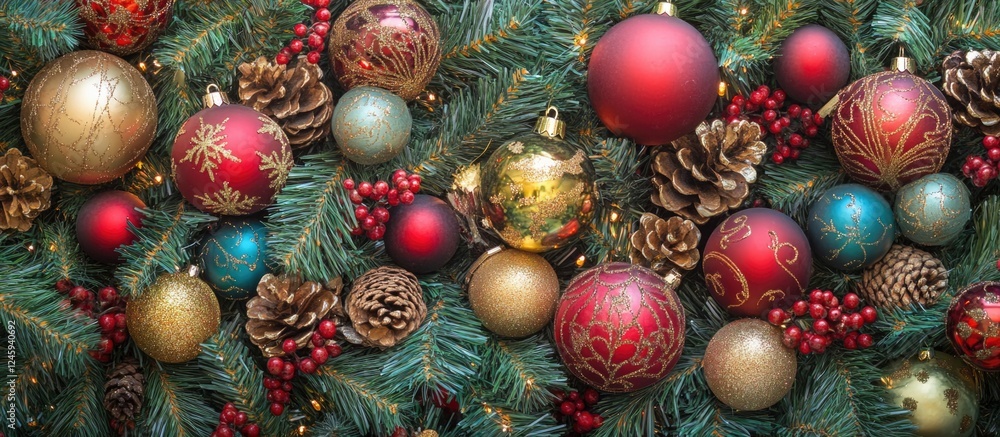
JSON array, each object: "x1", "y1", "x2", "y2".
[
  {"x1": 0, "y1": 75, "x2": 10, "y2": 100},
  {"x1": 343, "y1": 169, "x2": 422, "y2": 240},
  {"x1": 767, "y1": 290, "x2": 877, "y2": 355},
  {"x1": 962, "y1": 135, "x2": 1000, "y2": 187},
  {"x1": 725, "y1": 85, "x2": 824, "y2": 164},
  {"x1": 210, "y1": 402, "x2": 260, "y2": 437},
  {"x1": 277, "y1": 0, "x2": 332, "y2": 65},
  {"x1": 553, "y1": 389, "x2": 604, "y2": 435},
  {"x1": 56, "y1": 279, "x2": 129, "y2": 363},
  {"x1": 262, "y1": 320, "x2": 341, "y2": 416}
]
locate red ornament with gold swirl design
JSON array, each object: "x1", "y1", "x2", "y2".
[
  {"x1": 830, "y1": 70, "x2": 952, "y2": 192},
  {"x1": 946, "y1": 281, "x2": 1000, "y2": 372},
  {"x1": 77, "y1": 0, "x2": 175, "y2": 56},
  {"x1": 703, "y1": 208, "x2": 812, "y2": 318}
]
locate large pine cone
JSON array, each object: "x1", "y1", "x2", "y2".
[
  {"x1": 346, "y1": 266, "x2": 426, "y2": 349},
  {"x1": 246, "y1": 274, "x2": 340, "y2": 357},
  {"x1": 0, "y1": 148, "x2": 53, "y2": 232},
  {"x1": 942, "y1": 50, "x2": 1000, "y2": 135},
  {"x1": 651, "y1": 119, "x2": 766, "y2": 224},
  {"x1": 629, "y1": 212, "x2": 701, "y2": 276},
  {"x1": 105, "y1": 357, "x2": 144, "y2": 435},
  {"x1": 859, "y1": 244, "x2": 948, "y2": 310},
  {"x1": 238, "y1": 56, "x2": 334, "y2": 149}
]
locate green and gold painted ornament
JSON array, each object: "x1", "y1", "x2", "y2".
[
  {"x1": 881, "y1": 350, "x2": 979, "y2": 437},
  {"x1": 126, "y1": 267, "x2": 221, "y2": 363},
  {"x1": 198, "y1": 218, "x2": 270, "y2": 300},
  {"x1": 480, "y1": 107, "x2": 598, "y2": 252},
  {"x1": 894, "y1": 173, "x2": 971, "y2": 246},
  {"x1": 332, "y1": 86, "x2": 412, "y2": 165}
]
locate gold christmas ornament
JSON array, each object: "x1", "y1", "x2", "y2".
[
  {"x1": 0, "y1": 148, "x2": 53, "y2": 232},
  {"x1": 703, "y1": 318, "x2": 797, "y2": 411},
  {"x1": 21, "y1": 50, "x2": 157, "y2": 185},
  {"x1": 125, "y1": 267, "x2": 220, "y2": 363},
  {"x1": 245, "y1": 274, "x2": 340, "y2": 357},
  {"x1": 465, "y1": 247, "x2": 560, "y2": 338},
  {"x1": 882, "y1": 350, "x2": 979, "y2": 437}
]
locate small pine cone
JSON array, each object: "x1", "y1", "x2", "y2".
[
  {"x1": 104, "y1": 357, "x2": 144, "y2": 435},
  {"x1": 942, "y1": 50, "x2": 1000, "y2": 135},
  {"x1": 629, "y1": 213, "x2": 701, "y2": 275},
  {"x1": 651, "y1": 119, "x2": 766, "y2": 224},
  {"x1": 246, "y1": 274, "x2": 340, "y2": 357},
  {"x1": 0, "y1": 148, "x2": 53, "y2": 232},
  {"x1": 238, "y1": 56, "x2": 334, "y2": 149},
  {"x1": 859, "y1": 244, "x2": 949, "y2": 310},
  {"x1": 346, "y1": 266, "x2": 426, "y2": 349}
]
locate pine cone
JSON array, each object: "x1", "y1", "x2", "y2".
[
  {"x1": 246, "y1": 274, "x2": 340, "y2": 357},
  {"x1": 629, "y1": 212, "x2": 701, "y2": 275},
  {"x1": 104, "y1": 357, "x2": 144, "y2": 435},
  {"x1": 346, "y1": 266, "x2": 426, "y2": 349},
  {"x1": 859, "y1": 244, "x2": 949, "y2": 310},
  {"x1": 942, "y1": 50, "x2": 1000, "y2": 135},
  {"x1": 0, "y1": 148, "x2": 53, "y2": 232},
  {"x1": 238, "y1": 56, "x2": 334, "y2": 149},
  {"x1": 651, "y1": 119, "x2": 766, "y2": 224}
]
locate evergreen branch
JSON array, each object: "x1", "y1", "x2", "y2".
[
  {"x1": 307, "y1": 413, "x2": 363, "y2": 437},
  {"x1": 819, "y1": 0, "x2": 882, "y2": 78},
  {"x1": 676, "y1": 396, "x2": 776, "y2": 437},
  {"x1": 757, "y1": 142, "x2": 846, "y2": 225},
  {"x1": 39, "y1": 221, "x2": 98, "y2": 287},
  {"x1": 541, "y1": 0, "x2": 619, "y2": 72},
  {"x1": 457, "y1": 396, "x2": 564, "y2": 437},
  {"x1": 871, "y1": 0, "x2": 935, "y2": 70},
  {"x1": 872, "y1": 298, "x2": 950, "y2": 355},
  {"x1": 583, "y1": 138, "x2": 651, "y2": 265},
  {"x1": 140, "y1": 363, "x2": 217, "y2": 437},
  {"x1": 478, "y1": 335, "x2": 568, "y2": 412},
  {"x1": 0, "y1": 0, "x2": 81, "y2": 66},
  {"x1": 948, "y1": 195, "x2": 1000, "y2": 288},
  {"x1": 751, "y1": 1, "x2": 818, "y2": 52},
  {"x1": 49, "y1": 359, "x2": 110, "y2": 437}
]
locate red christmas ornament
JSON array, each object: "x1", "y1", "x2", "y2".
[
  {"x1": 171, "y1": 86, "x2": 293, "y2": 216},
  {"x1": 383, "y1": 194, "x2": 459, "y2": 274},
  {"x1": 703, "y1": 208, "x2": 812, "y2": 318},
  {"x1": 588, "y1": 13, "x2": 719, "y2": 146},
  {"x1": 77, "y1": 0, "x2": 175, "y2": 56},
  {"x1": 773, "y1": 25, "x2": 850, "y2": 107},
  {"x1": 76, "y1": 191, "x2": 146, "y2": 264},
  {"x1": 831, "y1": 70, "x2": 952, "y2": 192},
  {"x1": 946, "y1": 281, "x2": 1000, "y2": 371},
  {"x1": 554, "y1": 263, "x2": 686, "y2": 393}
]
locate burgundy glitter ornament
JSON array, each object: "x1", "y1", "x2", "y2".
[
  {"x1": 77, "y1": 0, "x2": 175, "y2": 56},
  {"x1": 773, "y1": 25, "x2": 850, "y2": 107},
  {"x1": 946, "y1": 281, "x2": 1000, "y2": 371},
  {"x1": 383, "y1": 194, "x2": 459, "y2": 274},
  {"x1": 76, "y1": 190, "x2": 146, "y2": 264},
  {"x1": 554, "y1": 263, "x2": 686, "y2": 393}
]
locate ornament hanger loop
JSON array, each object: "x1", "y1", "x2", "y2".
[
  {"x1": 535, "y1": 106, "x2": 567, "y2": 140},
  {"x1": 202, "y1": 83, "x2": 230, "y2": 108}
]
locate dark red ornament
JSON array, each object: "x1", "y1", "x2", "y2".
[
  {"x1": 773, "y1": 25, "x2": 850, "y2": 107},
  {"x1": 383, "y1": 194, "x2": 459, "y2": 274},
  {"x1": 702, "y1": 208, "x2": 812, "y2": 318},
  {"x1": 77, "y1": 0, "x2": 175, "y2": 56},
  {"x1": 553, "y1": 263, "x2": 686, "y2": 393},
  {"x1": 946, "y1": 281, "x2": 1000, "y2": 371},
  {"x1": 588, "y1": 13, "x2": 719, "y2": 146},
  {"x1": 831, "y1": 71, "x2": 952, "y2": 191},
  {"x1": 76, "y1": 190, "x2": 146, "y2": 264}
]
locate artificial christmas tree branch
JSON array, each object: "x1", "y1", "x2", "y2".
[
  {"x1": 308, "y1": 352, "x2": 416, "y2": 434},
  {"x1": 478, "y1": 336, "x2": 569, "y2": 412},
  {"x1": 140, "y1": 363, "x2": 217, "y2": 436},
  {"x1": 49, "y1": 360, "x2": 110, "y2": 437}
]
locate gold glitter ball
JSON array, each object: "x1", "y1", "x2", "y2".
[
  {"x1": 702, "y1": 318, "x2": 797, "y2": 411},
  {"x1": 126, "y1": 269, "x2": 221, "y2": 363},
  {"x1": 881, "y1": 351, "x2": 980, "y2": 437},
  {"x1": 466, "y1": 247, "x2": 560, "y2": 338}
]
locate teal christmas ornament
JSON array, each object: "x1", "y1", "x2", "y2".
[
  {"x1": 332, "y1": 86, "x2": 412, "y2": 165},
  {"x1": 806, "y1": 184, "x2": 896, "y2": 271},
  {"x1": 199, "y1": 218, "x2": 270, "y2": 300},
  {"x1": 894, "y1": 173, "x2": 971, "y2": 246}
]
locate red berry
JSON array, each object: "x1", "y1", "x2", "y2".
[
  {"x1": 316, "y1": 0, "x2": 331, "y2": 7},
  {"x1": 298, "y1": 358, "x2": 317, "y2": 374},
  {"x1": 790, "y1": 149, "x2": 801, "y2": 160},
  {"x1": 306, "y1": 50, "x2": 322, "y2": 64},
  {"x1": 267, "y1": 357, "x2": 284, "y2": 376},
  {"x1": 860, "y1": 306, "x2": 877, "y2": 324},
  {"x1": 773, "y1": 89, "x2": 786, "y2": 102},
  {"x1": 974, "y1": 176, "x2": 988, "y2": 188},
  {"x1": 390, "y1": 427, "x2": 408, "y2": 437},
  {"x1": 985, "y1": 135, "x2": 1000, "y2": 150},
  {"x1": 971, "y1": 156, "x2": 986, "y2": 169},
  {"x1": 787, "y1": 104, "x2": 802, "y2": 118},
  {"x1": 767, "y1": 308, "x2": 787, "y2": 326},
  {"x1": 825, "y1": 295, "x2": 839, "y2": 309},
  {"x1": 315, "y1": 8, "x2": 331, "y2": 21},
  {"x1": 763, "y1": 109, "x2": 778, "y2": 122},
  {"x1": 288, "y1": 39, "x2": 304, "y2": 54},
  {"x1": 813, "y1": 319, "x2": 830, "y2": 335},
  {"x1": 98, "y1": 314, "x2": 116, "y2": 333},
  {"x1": 70, "y1": 286, "x2": 88, "y2": 301},
  {"x1": 764, "y1": 99, "x2": 778, "y2": 110},
  {"x1": 989, "y1": 148, "x2": 1000, "y2": 163},
  {"x1": 726, "y1": 104, "x2": 741, "y2": 116},
  {"x1": 784, "y1": 325, "x2": 802, "y2": 344},
  {"x1": 370, "y1": 181, "x2": 388, "y2": 198},
  {"x1": 804, "y1": 126, "x2": 819, "y2": 137},
  {"x1": 111, "y1": 329, "x2": 128, "y2": 345},
  {"x1": 757, "y1": 85, "x2": 771, "y2": 96},
  {"x1": 361, "y1": 216, "x2": 377, "y2": 231},
  {"x1": 819, "y1": 291, "x2": 832, "y2": 304},
  {"x1": 827, "y1": 308, "x2": 842, "y2": 323},
  {"x1": 801, "y1": 108, "x2": 813, "y2": 121},
  {"x1": 809, "y1": 289, "x2": 823, "y2": 304},
  {"x1": 242, "y1": 424, "x2": 261, "y2": 437},
  {"x1": 311, "y1": 346, "x2": 329, "y2": 365},
  {"x1": 809, "y1": 303, "x2": 826, "y2": 319},
  {"x1": 407, "y1": 175, "x2": 421, "y2": 193},
  {"x1": 282, "y1": 338, "x2": 298, "y2": 355},
  {"x1": 311, "y1": 332, "x2": 325, "y2": 348},
  {"x1": 275, "y1": 53, "x2": 291, "y2": 65},
  {"x1": 749, "y1": 90, "x2": 765, "y2": 105},
  {"x1": 318, "y1": 320, "x2": 336, "y2": 339},
  {"x1": 768, "y1": 121, "x2": 783, "y2": 134},
  {"x1": 788, "y1": 134, "x2": 803, "y2": 147},
  {"x1": 343, "y1": 179, "x2": 356, "y2": 190},
  {"x1": 732, "y1": 95, "x2": 746, "y2": 107},
  {"x1": 234, "y1": 412, "x2": 248, "y2": 427},
  {"x1": 574, "y1": 400, "x2": 585, "y2": 412},
  {"x1": 372, "y1": 207, "x2": 390, "y2": 224},
  {"x1": 399, "y1": 190, "x2": 415, "y2": 204},
  {"x1": 808, "y1": 335, "x2": 827, "y2": 352},
  {"x1": 593, "y1": 414, "x2": 604, "y2": 428},
  {"x1": 858, "y1": 333, "x2": 874, "y2": 348},
  {"x1": 778, "y1": 145, "x2": 792, "y2": 158},
  {"x1": 745, "y1": 102, "x2": 760, "y2": 112},
  {"x1": 583, "y1": 388, "x2": 599, "y2": 406},
  {"x1": 392, "y1": 169, "x2": 408, "y2": 184},
  {"x1": 387, "y1": 189, "x2": 400, "y2": 206},
  {"x1": 98, "y1": 286, "x2": 118, "y2": 303},
  {"x1": 559, "y1": 400, "x2": 576, "y2": 415},
  {"x1": 792, "y1": 300, "x2": 808, "y2": 317},
  {"x1": 843, "y1": 335, "x2": 857, "y2": 350},
  {"x1": 396, "y1": 179, "x2": 411, "y2": 192},
  {"x1": 978, "y1": 165, "x2": 996, "y2": 181},
  {"x1": 216, "y1": 425, "x2": 234, "y2": 437},
  {"x1": 812, "y1": 113, "x2": 823, "y2": 126},
  {"x1": 577, "y1": 411, "x2": 594, "y2": 429},
  {"x1": 367, "y1": 224, "x2": 385, "y2": 240},
  {"x1": 270, "y1": 402, "x2": 285, "y2": 416},
  {"x1": 963, "y1": 163, "x2": 974, "y2": 177},
  {"x1": 771, "y1": 153, "x2": 784, "y2": 164},
  {"x1": 357, "y1": 181, "x2": 373, "y2": 197},
  {"x1": 280, "y1": 362, "x2": 296, "y2": 381},
  {"x1": 354, "y1": 205, "x2": 369, "y2": 221},
  {"x1": 350, "y1": 226, "x2": 364, "y2": 236},
  {"x1": 849, "y1": 313, "x2": 865, "y2": 330},
  {"x1": 264, "y1": 377, "x2": 280, "y2": 390},
  {"x1": 779, "y1": 116, "x2": 791, "y2": 127},
  {"x1": 221, "y1": 408, "x2": 237, "y2": 424},
  {"x1": 307, "y1": 32, "x2": 323, "y2": 49},
  {"x1": 326, "y1": 343, "x2": 343, "y2": 358},
  {"x1": 568, "y1": 391, "x2": 580, "y2": 401},
  {"x1": 294, "y1": 23, "x2": 308, "y2": 37},
  {"x1": 0, "y1": 76, "x2": 9, "y2": 92},
  {"x1": 798, "y1": 340, "x2": 812, "y2": 355},
  {"x1": 98, "y1": 338, "x2": 114, "y2": 354},
  {"x1": 843, "y1": 293, "x2": 860, "y2": 310},
  {"x1": 313, "y1": 22, "x2": 330, "y2": 37},
  {"x1": 348, "y1": 189, "x2": 364, "y2": 205},
  {"x1": 282, "y1": 381, "x2": 293, "y2": 392}
]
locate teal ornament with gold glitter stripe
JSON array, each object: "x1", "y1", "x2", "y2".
[
  {"x1": 806, "y1": 183, "x2": 896, "y2": 271},
  {"x1": 198, "y1": 218, "x2": 270, "y2": 300},
  {"x1": 894, "y1": 173, "x2": 971, "y2": 246}
]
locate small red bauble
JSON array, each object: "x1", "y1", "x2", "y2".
[
  {"x1": 76, "y1": 190, "x2": 146, "y2": 264},
  {"x1": 588, "y1": 13, "x2": 719, "y2": 145},
  {"x1": 831, "y1": 71, "x2": 952, "y2": 191},
  {"x1": 172, "y1": 92, "x2": 293, "y2": 216},
  {"x1": 77, "y1": 0, "x2": 175, "y2": 56},
  {"x1": 773, "y1": 25, "x2": 850, "y2": 107},
  {"x1": 554, "y1": 263, "x2": 686, "y2": 392},
  {"x1": 946, "y1": 281, "x2": 1000, "y2": 371},
  {"x1": 383, "y1": 194, "x2": 459, "y2": 274},
  {"x1": 703, "y1": 208, "x2": 812, "y2": 318}
]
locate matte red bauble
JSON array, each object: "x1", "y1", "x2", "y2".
[
  {"x1": 831, "y1": 71, "x2": 952, "y2": 192},
  {"x1": 588, "y1": 13, "x2": 719, "y2": 146},
  {"x1": 77, "y1": 0, "x2": 175, "y2": 56},
  {"x1": 946, "y1": 281, "x2": 1000, "y2": 371},
  {"x1": 384, "y1": 194, "x2": 459, "y2": 274},
  {"x1": 774, "y1": 24, "x2": 850, "y2": 107},
  {"x1": 171, "y1": 91, "x2": 293, "y2": 216},
  {"x1": 703, "y1": 208, "x2": 812, "y2": 318},
  {"x1": 76, "y1": 190, "x2": 146, "y2": 264},
  {"x1": 554, "y1": 263, "x2": 686, "y2": 393}
]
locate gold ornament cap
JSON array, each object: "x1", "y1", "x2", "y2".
[
  {"x1": 202, "y1": 84, "x2": 231, "y2": 108},
  {"x1": 534, "y1": 106, "x2": 566, "y2": 140},
  {"x1": 655, "y1": 1, "x2": 677, "y2": 16},
  {"x1": 892, "y1": 47, "x2": 915, "y2": 73}
]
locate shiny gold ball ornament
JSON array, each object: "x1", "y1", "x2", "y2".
[
  {"x1": 480, "y1": 107, "x2": 597, "y2": 252},
  {"x1": 703, "y1": 318, "x2": 797, "y2": 410},
  {"x1": 126, "y1": 267, "x2": 221, "y2": 363},
  {"x1": 465, "y1": 246, "x2": 560, "y2": 338},
  {"x1": 20, "y1": 50, "x2": 157, "y2": 185},
  {"x1": 882, "y1": 350, "x2": 979, "y2": 437}
]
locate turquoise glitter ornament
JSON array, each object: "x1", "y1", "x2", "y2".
[
  {"x1": 894, "y1": 173, "x2": 971, "y2": 246},
  {"x1": 332, "y1": 86, "x2": 412, "y2": 165},
  {"x1": 806, "y1": 184, "x2": 896, "y2": 271},
  {"x1": 198, "y1": 218, "x2": 270, "y2": 300}
]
